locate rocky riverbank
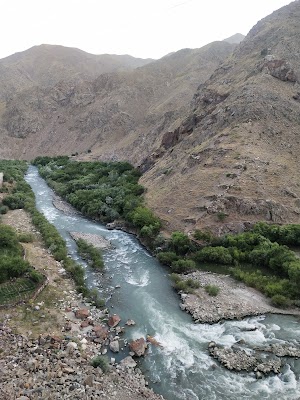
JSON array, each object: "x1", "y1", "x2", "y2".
[
  {"x1": 179, "y1": 271, "x2": 300, "y2": 324},
  {"x1": 0, "y1": 208, "x2": 164, "y2": 400},
  {"x1": 208, "y1": 341, "x2": 282, "y2": 378},
  {"x1": 52, "y1": 195, "x2": 79, "y2": 215},
  {"x1": 0, "y1": 321, "x2": 163, "y2": 400},
  {"x1": 208, "y1": 339, "x2": 300, "y2": 379}
]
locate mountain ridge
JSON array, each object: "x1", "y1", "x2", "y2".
[{"x1": 1, "y1": 2, "x2": 300, "y2": 234}]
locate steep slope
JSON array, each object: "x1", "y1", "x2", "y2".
[
  {"x1": 0, "y1": 44, "x2": 153, "y2": 101},
  {"x1": 139, "y1": 0, "x2": 300, "y2": 234},
  {"x1": 0, "y1": 41, "x2": 235, "y2": 160}
]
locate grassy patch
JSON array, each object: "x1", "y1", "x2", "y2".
[
  {"x1": 0, "y1": 277, "x2": 37, "y2": 304},
  {"x1": 205, "y1": 284, "x2": 220, "y2": 296}
]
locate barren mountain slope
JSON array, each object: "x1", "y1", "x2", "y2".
[
  {"x1": 139, "y1": 0, "x2": 300, "y2": 234},
  {"x1": 0, "y1": 41, "x2": 235, "y2": 160},
  {"x1": 0, "y1": 44, "x2": 153, "y2": 101}
]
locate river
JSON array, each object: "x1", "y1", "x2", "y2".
[{"x1": 25, "y1": 165, "x2": 300, "y2": 400}]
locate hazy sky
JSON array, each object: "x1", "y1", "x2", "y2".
[{"x1": 0, "y1": 0, "x2": 294, "y2": 60}]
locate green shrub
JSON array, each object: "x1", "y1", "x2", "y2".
[
  {"x1": 171, "y1": 259, "x2": 196, "y2": 273},
  {"x1": 0, "y1": 205, "x2": 9, "y2": 214},
  {"x1": 169, "y1": 273, "x2": 181, "y2": 283},
  {"x1": 29, "y1": 270, "x2": 44, "y2": 283},
  {"x1": 130, "y1": 206, "x2": 161, "y2": 235},
  {"x1": 17, "y1": 232, "x2": 35, "y2": 243},
  {"x1": 216, "y1": 212, "x2": 228, "y2": 221},
  {"x1": 169, "y1": 231, "x2": 192, "y2": 255},
  {"x1": 193, "y1": 229, "x2": 214, "y2": 243},
  {"x1": 194, "y1": 246, "x2": 233, "y2": 265},
  {"x1": 271, "y1": 294, "x2": 290, "y2": 308},
  {"x1": 205, "y1": 285, "x2": 220, "y2": 296},
  {"x1": 76, "y1": 239, "x2": 104, "y2": 270},
  {"x1": 157, "y1": 251, "x2": 179, "y2": 266},
  {"x1": 186, "y1": 278, "x2": 200, "y2": 289},
  {"x1": 90, "y1": 355, "x2": 109, "y2": 372}
]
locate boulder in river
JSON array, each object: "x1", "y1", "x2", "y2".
[
  {"x1": 129, "y1": 338, "x2": 148, "y2": 357},
  {"x1": 126, "y1": 319, "x2": 136, "y2": 326},
  {"x1": 108, "y1": 314, "x2": 121, "y2": 328},
  {"x1": 120, "y1": 356, "x2": 137, "y2": 368},
  {"x1": 146, "y1": 335, "x2": 163, "y2": 348}
]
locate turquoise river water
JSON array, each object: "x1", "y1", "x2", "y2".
[{"x1": 25, "y1": 166, "x2": 300, "y2": 400}]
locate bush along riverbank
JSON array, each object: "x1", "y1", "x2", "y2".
[
  {"x1": 31, "y1": 157, "x2": 300, "y2": 309},
  {"x1": 32, "y1": 156, "x2": 161, "y2": 246},
  {"x1": 157, "y1": 227, "x2": 300, "y2": 308},
  {"x1": 0, "y1": 160, "x2": 104, "y2": 308},
  {"x1": 0, "y1": 160, "x2": 46, "y2": 305}
]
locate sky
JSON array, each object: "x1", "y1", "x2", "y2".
[{"x1": 0, "y1": 0, "x2": 294, "y2": 60}]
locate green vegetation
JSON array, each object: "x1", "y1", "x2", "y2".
[
  {"x1": 0, "y1": 224, "x2": 31, "y2": 283},
  {"x1": 0, "y1": 159, "x2": 104, "y2": 308},
  {"x1": 20, "y1": 156, "x2": 300, "y2": 307},
  {"x1": 76, "y1": 239, "x2": 104, "y2": 270},
  {"x1": 17, "y1": 232, "x2": 35, "y2": 243},
  {"x1": 32, "y1": 156, "x2": 161, "y2": 243},
  {"x1": 205, "y1": 284, "x2": 220, "y2": 296},
  {"x1": 157, "y1": 224, "x2": 300, "y2": 306},
  {"x1": 169, "y1": 273, "x2": 200, "y2": 293},
  {"x1": 0, "y1": 161, "x2": 46, "y2": 304},
  {"x1": 0, "y1": 223, "x2": 44, "y2": 304},
  {"x1": 0, "y1": 278, "x2": 36, "y2": 304},
  {"x1": 90, "y1": 355, "x2": 109, "y2": 372}
]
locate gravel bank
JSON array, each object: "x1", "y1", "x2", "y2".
[{"x1": 180, "y1": 271, "x2": 300, "y2": 323}]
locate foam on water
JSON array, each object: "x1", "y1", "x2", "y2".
[{"x1": 125, "y1": 270, "x2": 150, "y2": 287}]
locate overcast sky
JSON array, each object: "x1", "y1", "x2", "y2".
[{"x1": 0, "y1": 0, "x2": 294, "y2": 60}]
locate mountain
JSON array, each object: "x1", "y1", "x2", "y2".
[
  {"x1": 0, "y1": 44, "x2": 153, "y2": 101},
  {"x1": 0, "y1": 41, "x2": 235, "y2": 161},
  {"x1": 138, "y1": 0, "x2": 300, "y2": 234},
  {"x1": 1, "y1": 2, "x2": 300, "y2": 235},
  {"x1": 223, "y1": 33, "x2": 245, "y2": 44}
]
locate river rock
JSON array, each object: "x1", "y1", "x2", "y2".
[
  {"x1": 208, "y1": 342, "x2": 282, "y2": 376},
  {"x1": 146, "y1": 335, "x2": 163, "y2": 348},
  {"x1": 126, "y1": 319, "x2": 136, "y2": 326},
  {"x1": 109, "y1": 340, "x2": 120, "y2": 353},
  {"x1": 93, "y1": 325, "x2": 109, "y2": 340},
  {"x1": 75, "y1": 308, "x2": 90, "y2": 320},
  {"x1": 108, "y1": 314, "x2": 121, "y2": 328},
  {"x1": 120, "y1": 356, "x2": 137, "y2": 369},
  {"x1": 129, "y1": 338, "x2": 148, "y2": 357}
]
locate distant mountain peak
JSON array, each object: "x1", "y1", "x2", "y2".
[{"x1": 223, "y1": 33, "x2": 245, "y2": 44}]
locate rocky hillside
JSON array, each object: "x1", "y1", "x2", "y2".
[
  {"x1": 0, "y1": 40, "x2": 235, "y2": 159},
  {"x1": 139, "y1": 0, "x2": 300, "y2": 234},
  {"x1": 0, "y1": 44, "x2": 153, "y2": 101}
]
